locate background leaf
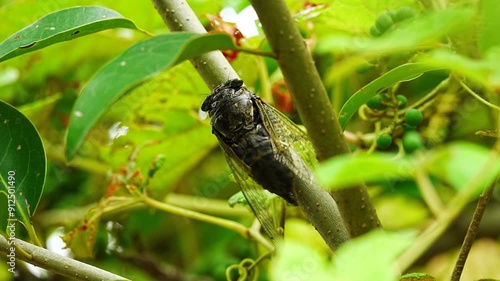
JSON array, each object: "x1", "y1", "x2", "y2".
[
  {"x1": 316, "y1": 8, "x2": 474, "y2": 56},
  {"x1": 65, "y1": 32, "x2": 237, "y2": 160},
  {"x1": 422, "y1": 142, "x2": 500, "y2": 195},
  {"x1": 316, "y1": 142, "x2": 500, "y2": 196},
  {"x1": 419, "y1": 49, "x2": 500, "y2": 89},
  {"x1": 331, "y1": 230, "x2": 416, "y2": 281},
  {"x1": 0, "y1": 100, "x2": 46, "y2": 232},
  {"x1": 271, "y1": 230, "x2": 416, "y2": 281},
  {"x1": 478, "y1": 0, "x2": 500, "y2": 56},
  {"x1": 316, "y1": 153, "x2": 414, "y2": 190},
  {"x1": 0, "y1": 6, "x2": 139, "y2": 63}
]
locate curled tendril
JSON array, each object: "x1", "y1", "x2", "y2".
[{"x1": 225, "y1": 258, "x2": 258, "y2": 281}]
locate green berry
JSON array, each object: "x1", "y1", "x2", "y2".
[
  {"x1": 370, "y1": 25, "x2": 382, "y2": 37},
  {"x1": 377, "y1": 133, "x2": 392, "y2": 149},
  {"x1": 403, "y1": 131, "x2": 423, "y2": 153},
  {"x1": 387, "y1": 10, "x2": 398, "y2": 20},
  {"x1": 375, "y1": 13, "x2": 394, "y2": 33},
  {"x1": 396, "y1": 95, "x2": 408, "y2": 109},
  {"x1": 367, "y1": 95, "x2": 382, "y2": 109},
  {"x1": 367, "y1": 94, "x2": 388, "y2": 110},
  {"x1": 393, "y1": 6, "x2": 416, "y2": 22},
  {"x1": 404, "y1": 108, "x2": 423, "y2": 127}
]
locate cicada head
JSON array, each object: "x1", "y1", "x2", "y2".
[{"x1": 201, "y1": 79, "x2": 256, "y2": 139}]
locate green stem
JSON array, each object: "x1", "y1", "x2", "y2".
[
  {"x1": 23, "y1": 223, "x2": 42, "y2": 247},
  {"x1": 415, "y1": 168, "x2": 444, "y2": 216},
  {"x1": 458, "y1": 79, "x2": 500, "y2": 112},
  {"x1": 238, "y1": 46, "x2": 276, "y2": 58},
  {"x1": 386, "y1": 77, "x2": 450, "y2": 118},
  {"x1": 249, "y1": 0, "x2": 380, "y2": 237},
  {"x1": 37, "y1": 194, "x2": 252, "y2": 227},
  {"x1": 142, "y1": 194, "x2": 274, "y2": 251}
]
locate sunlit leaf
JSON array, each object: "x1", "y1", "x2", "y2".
[
  {"x1": 0, "y1": 6, "x2": 139, "y2": 63},
  {"x1": 338, "y1": 63, "x2": 446, "y2": 130},
  {"x1": 147, "y1": 125, "x2": 219, "y2": 198},
  {"x1": 332, "y1": 230, "x2": 416, "y2": 281},
  {"x1": 271, "y1": 230, "x2": 416, "y2": 281},
  {"x1": 271, "y1": 239, "x2": 331, "y2": 280},
  {"x1": 316, "y1": 8, "x2": 474, "y2": 56},
  {"x1": 0, "y1": 101, "x2": 46, "y2": 232},
  {"x1": 419, "y1": 49, "x2": 500, "y2": 89},
  {"x1": 318, "y1": 142, "x2": 499, "y2": 199},
  {"x1": 65, "y1": 32, "x2": 237, "y2": 160},
  {"x1": 316, "y1": 153, "x2": 414, "y2": 190},
  {"x1": 422, "y1": 142, "x2": 500, "y2": 195},
  {"x1": 478, "y1": 0, "x2": 500, "y2": 56},
  {"x1": 311, "y1": 1, "x2": 417, "y2": 35},
  {"x1": 18, "y1": 94, "x2": 63, "y2": 129}
]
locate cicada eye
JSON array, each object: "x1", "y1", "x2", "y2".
[
  {"x1": 201, "y1": 96, "x2": 213, "y2": 112},
  {"x1": 227, "y1": 79, "x2": 244, "y2": 89}
]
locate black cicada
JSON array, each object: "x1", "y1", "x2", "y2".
[{"x1": 201, "y1": 79, "x2": 317, "y2": 242}]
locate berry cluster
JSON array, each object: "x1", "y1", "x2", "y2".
[
  {"x1": 370, "y1": 6, "x2": 416, "y2": 37},
  {"x1": 364, "y1": 93, "x2": 424, "y2": 153}
]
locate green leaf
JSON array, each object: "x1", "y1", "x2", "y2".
[
  {"x1": 478, "y1": 0, "x2": 500, "y2": 56},
  {"x1": 317, "y1": 8, "x2": 473, "y2": 56},
  {"x1": 271, "y1": 238, "x2": 331, "y2": 280},
  {"x1": 316, "y1": 153, "x2": 414, "y2": 190},
  {"x1": 0, "y1": 6, "x2": 139, "y2": 63},
  {"x1": 422, "y1": 142, "x2": 500, "y2": 195},
  {"x1": 419, "y1": 49, "x2": 500, "y2": 89},
  {"x1": 310, "y1": 1, "x2": 417, "y2": 35},
  {"x1": 271, "y1": 230, "x2": 416, "y2": 281},
  {"x1": 338, "y1": 63, "x2": 446, "y2": 130},
  {"x1": 0, "y1": 101, "x2": 46, "y2": 232},
  {"x1": 65, "y1": 32, "x2": 237, "y2": 160},
  {"x1": 18, "y1": 94, "x2": 63, "y2": 129},
  {"x1": 317, "y1": 142, "x2": 499, "y2": 199},
  {"x1": 147, "y1": 125, "x2": 219, "y2": 198},
  {"x1": 332, "y1": 230, "x2": 416, "y2": 281}
]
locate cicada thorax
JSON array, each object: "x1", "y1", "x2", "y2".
[
  {"x1": 229, "y1": 121, "x2": 298, "y2": 205},
  {"x1": 202, "y1": 79, "x2": 298, "y2": 205}
]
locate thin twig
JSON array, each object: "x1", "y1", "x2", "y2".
[
  {"x1": 458, "y1": 79, "x2": 500, "y2": 112},
  {"x1": 415, "y1": 168, "x2": 444, "y2": 216},
  {"x1": 450, "y1": 181, "x2": 497, "y2": 281},
  {"x1": 0, "y1": 235, "x2": 129, "y2": 281},
  {"x1": 142, "y1": 194, "x2": 274, "y2": 251},
  {"x1": 237, "y1": 46, "x2": 276, "y2": 58},
  {"x1": 249, "y1": 0, "x2": 380, "y2": 238}
]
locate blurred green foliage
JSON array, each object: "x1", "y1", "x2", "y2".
[{"x1": 0, "y1": 0, "x2": 499, "y2": 280}]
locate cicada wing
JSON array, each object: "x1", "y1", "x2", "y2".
[
  {"x1": 257, "y1": 100, "x2": 318, "y2": 170},
  {"x1": 215, "y1": 137, "x2": 284, "y2": 244}
]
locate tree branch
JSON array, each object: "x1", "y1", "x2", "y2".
[
  {"x1": 150, "y1": 0, "x2": 351, "y2": 249},
  {"x1": 0, "y1": 235, "x2": 129, "y2": 281},
  {"x1": 248, "y1": 0, "x2": 380, "y2": 236},
  {"x1": 151, "y1": 0, "x2": 238, "y2": 88}
]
